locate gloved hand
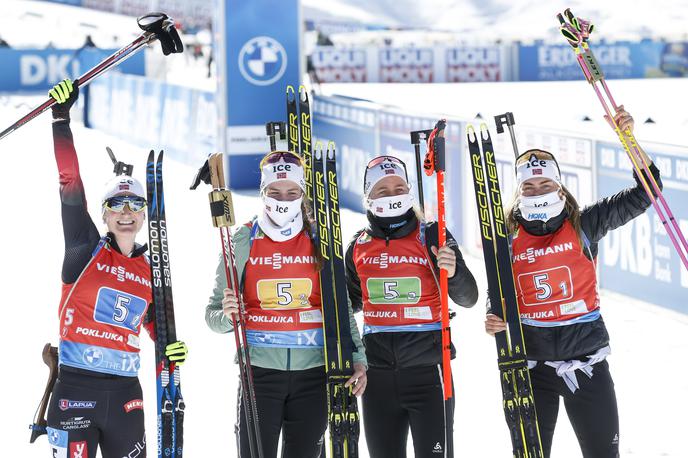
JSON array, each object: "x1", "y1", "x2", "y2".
[
  {"x1": 49, "y1": 78, "x2": 79, "y2": 120},
  {"x1": 189, "y1": 158, "x2": 210, "y2": 190},
  {"x1": 165, "y1": 341, "x2": 188, "y2": 365}
]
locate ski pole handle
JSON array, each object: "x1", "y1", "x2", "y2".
[
  {"x1": 410, "y1": 129, "x2": 433, "y2": 211},
  {"x1": 494, "y1": 112, "x2": 520, "y2": 159}
]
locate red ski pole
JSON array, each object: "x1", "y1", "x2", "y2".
[{"x1": 424, "y1": 119, "x2": 453, "y2": 457}]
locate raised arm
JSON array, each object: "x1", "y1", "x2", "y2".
[{"x1": 50, "y1": 79, "x2": 101, "y2": 284}]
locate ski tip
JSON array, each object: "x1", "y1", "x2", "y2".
[
  {"x1": 286, "y1": 85, "x2": 295, "y2": 94},
  {"x1": 466, "y1": 124, "x2": 477, "y2": 143},
  {"x1": 479, "y1": 123, "x2": 491, "y2": 141},
  {"x1": 326, "y1": 141, "x2": 336, "y2": 160},
  {"x1": 147, "y1": 149, "x2": 155, "y2": 162},
  {"x1": 298, "y1": 85, "x2": 309, "y2": 102},
  {"x1": 314, "y1": 142, "x2": 324, "y2": 160}
]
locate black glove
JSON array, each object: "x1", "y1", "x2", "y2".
[
  {"x1": 190, "y1": 158, "x2": 211, "y2": 190},
  {"x1": 49, "y1": 78, "x2": 79, "y2": 120}
]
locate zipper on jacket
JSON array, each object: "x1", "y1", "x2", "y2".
[{"x1": 286, "y1": 348, "x2": 291, "y2": 371}]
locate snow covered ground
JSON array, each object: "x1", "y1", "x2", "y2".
[{"x1": 1, "y1": 96, "x2": 687, "y2": 457}]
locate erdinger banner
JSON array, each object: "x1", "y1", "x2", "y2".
[{"x1": 216, "y1": 0, "x2": 302, "y2": 187}]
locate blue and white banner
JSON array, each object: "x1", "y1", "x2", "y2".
[
  {"x1": 518, "y1": 41, "x2": 688, "y2": 81},
  {"x1": 88, "y1": 73, "x2": 215, "y2": 166},
  {"x1": 0, "y1": 48, "x2": 145, "y2": 93},
  {"x1": 597, "y1": 141, "x2": 688, "y2": 313},
  {"x1": 217, "y1": 0, "x2": 301, "y2": 188},
  {"x1": 312, "y1": 94, "x2": 463, "y2": 243},
  {"x1": 312, "y1": 95, "x2": 378, "y2": 212}
]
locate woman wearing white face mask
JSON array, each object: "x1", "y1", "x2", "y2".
[
  {"x1": 344, "y1": 155, "x2": 478, "y2": 458},
  {"x1": 205, "y1": 151, "x2": 368, "y2": 458},
  {"x1": 485, "y1": 109, "x2": 661, "y2": 458}
]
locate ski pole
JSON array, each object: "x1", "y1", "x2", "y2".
[
  {"x1": 494, "y1": 112, "x2": 520, "y2": 159},
  {"x1": 0, "y1": 12, "x2": 183, "y2": 142},
  {"x1": 265, "y1": 121, "x2": 287, "y2": 152},
  {"x1": 29, "y1": 344, "x2": 58, "y2": 443},
  {"x1": 424, "y1": 119, "x2": 454, "y2": 458},
  {"x1": 205, "y1": 153, "x2": 264, "y2": 458},
  {"x1": 557, "y1": 9, "x2": 688, "y2": 271},
  {"x1": 410, "y1": 129, "x2": 433, "y2": 214}
]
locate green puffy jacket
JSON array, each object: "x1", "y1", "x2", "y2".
[{"x1": 205, "y1": 222, "x2": 367, "y2": 371}]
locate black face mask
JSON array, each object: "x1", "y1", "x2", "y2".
[{"x1": 367, "y1": 208, "x2": 417, "y2": 233}]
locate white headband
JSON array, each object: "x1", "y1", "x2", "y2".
[
  {"x1": 364, "y1": 158, "x2": 408, "y2": 197},
  {"x1": 516, "y1": 154, "x2": 561, "y2": 186},
  {"x1": 260, "y1": 158, "x2": 306, "y2": 193}
]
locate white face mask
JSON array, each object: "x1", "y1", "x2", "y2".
[
  {"x1": 518, "y1": 190, "x2": 566, "y2": 222},
  {"x1": 367, "y1": 193, "x2": 414, "y2": 218},
  {"x1": 263, "y1": 196, "x2": 303, "y2": 227}
]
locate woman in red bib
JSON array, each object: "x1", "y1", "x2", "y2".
[
  {"x1": 344, "y1": 155, "x2": 479, "y2": 458},
  {"x1": 485, "y1": 108, "x2": 661, "y2": 458},
  {"x1": 205, "y1": 151, "x2": 368, "y2": 458},
  {"x1": 44, "y1": 79, "x2": 187, "y2": 458}
]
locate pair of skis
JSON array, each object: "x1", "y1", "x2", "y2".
[
  {"x1": 287, "y1": 85, "x2": 360, "y2": 457},
  {"x1": 467, "y1": 126, "x2": 543, "y2": 457},
  {"x1": 557, "y1": 8, "x2": 688, "y2": 270},
  {"x1": 146, "y1": 150, "x2": 185, "y2": 458}
]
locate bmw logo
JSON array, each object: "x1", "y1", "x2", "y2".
[
  {"x1": 238, "y1": 36, "x2": 288, "y2": 86},
  {"x1": 83, "y1": 347, "x2": 104, "y2": 367}
]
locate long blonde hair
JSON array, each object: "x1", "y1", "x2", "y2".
[{"x1": 505, "y1": 150, "x2": 583, "y2": 247}]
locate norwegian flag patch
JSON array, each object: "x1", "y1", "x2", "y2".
[
  {"x1": 385, "y1": 169, "x2": 395, "y2": 175},
  {"x1": 533, "y1": 169, "x2": 542, "y2": 175},
  {"x1": 277, "y1": 172, "x2": 287, "y2": 179}
]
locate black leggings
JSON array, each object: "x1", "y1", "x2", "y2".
[
  {"x1": 531, "y1": 360, "x2": 619, "y2": 458},
  {"x1": 362, "y1": 365, "x2": 453, "y2": 458},
  {"x1": 46, "y1": 367, "x2": 146, "y2": 458},
  {"x1": 236, "y1": 365, "x2": 327, "y2": 458}
]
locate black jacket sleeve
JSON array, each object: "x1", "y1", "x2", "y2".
[
  {"x1": 345, "y1": 230, "x2": 365, "y2": 313},
  {"x1": 581, "y1": 163, "x2": 662, "y2": 245},
  {"x1": 424, "y1": 222, "x2": 479, "y2": 308},
  {"x1": 53, "y1": 120, "x2": 101, "y2": 284}
]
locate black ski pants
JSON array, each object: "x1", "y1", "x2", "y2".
[
  {"x1": 46, "y1": 367, "x2": 146, "y2": 458},
  {"x1": 531, "y1": 359, "x2": 619, "y2": 458},
  {"x1": 236, "y1": 365, "x2": 327, "y2": 458},
  {"x1": 362, "y1": 364, "x2": 453, "y2": 458}
]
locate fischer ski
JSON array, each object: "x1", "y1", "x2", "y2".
[
  {"x1": 147, "y1": 150, "x2": 185, "y2": 458},
  {"x1": 467, "y1": 124, "x2": 543, "y2": 458},
  {"x1": 313, "y1": 141, "x2": 360, "y2": 458}
]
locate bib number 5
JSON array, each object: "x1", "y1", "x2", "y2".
[{"x1": 517, "y1": 266, "x2": 574, "y2": 306}]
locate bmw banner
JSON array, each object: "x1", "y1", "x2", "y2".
[{"x1": 216, "y1": 0, "x2": 302, "y2": 188}]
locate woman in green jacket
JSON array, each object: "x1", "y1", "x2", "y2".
[{"x1": 205, "y1": 151, "x2": 367, "y2": 458}]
